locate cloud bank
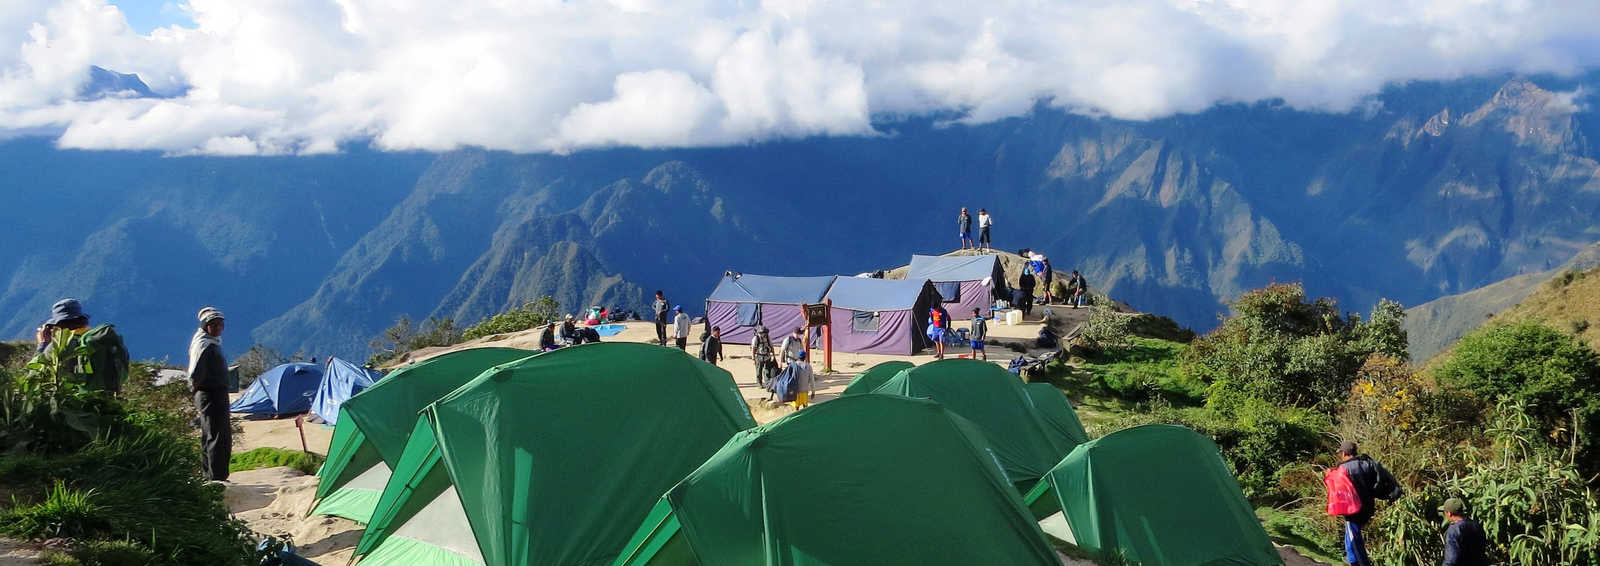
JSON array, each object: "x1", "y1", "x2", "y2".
[{"x1": 2, "y1": 0, "x2": 1598, "y2": 155}]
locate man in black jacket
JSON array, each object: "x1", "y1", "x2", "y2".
[
  {"x1": 1337, "y1": 441, "x2": 1401, "y2": 566},
  {"x1": 188, "y1": 307, "x2": 231, "y2": 482},
  {"x1": 652, "y1": 291, "x2": 670, "y2": 346}
]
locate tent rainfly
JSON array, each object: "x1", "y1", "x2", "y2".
[
  {"x1": 839, "y1": 360, "x2": 914, "y2": 397},
  {"x1": 309, "y1": 357, "x2": 384, "y2": 426},
  {"x1": 906, "y1": 254, "x2": 1008, "y2": 320},
  {"x1": 612, "y1": 394, "x2": 1064, "y2": 566},
  {"x1": 229, "y1": 362, "x2": 323, "y2": 416},
  {"x1": 822, "y1": 276, "x2": 942, "y2": 355},
  {"x1": 353, "y1": 343, "x2": 757, "y2": 566},
  {"x1": 871, "y1": 359, "x2": 1078, "y2": 488},
  {"x1": 1023, "y1": 382, "x2": 1090, "y2": 448},
  {"x1": 704, "y1": 273, "x2": 836, "y2": 344},
  {"x1": 1023, "y1": 425, "x2": 1281, "y2": 566},
  {"x1": 313, "y1": 348, "x2": 534, "y2": 524}
]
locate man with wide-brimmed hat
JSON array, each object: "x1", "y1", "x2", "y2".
[
  {"x1": 33, "y1": 298, "x2": 92, "y2": 353},
  {"x1": 188, "y1": 307, "x2": 231, "y2": 482}
]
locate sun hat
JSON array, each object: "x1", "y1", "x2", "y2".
[{"x1": 45, "y1": 298, "x2": 89, "y2": 325}]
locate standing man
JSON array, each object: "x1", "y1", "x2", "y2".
[
  {"x1": 188, "y1": 307, "x2": 231, "y2": 483},
  {"x1": 1070, "y1": 270, "x2": 1087, "y2": 309},
  {"x1": 1334, "y1": 441, "x2": 1402, "y2": 566},
  {"x1": 751, "y1": 326, "x2": 777, "y2": 387},
  {"x1": 700, "y1": 326, "x2": 724, "y2": 366},
  {"x1": 958, "y1": 207, "x2": 973, "y2": 250},
  {"x1": 32, "y1": 298, "x2": 128, "y2": 393},
  {"x1": 1438, "y1": 498, "x2": 1487, "y2": 566},
  {"x1": 652, "y1": 290, "x2": 670, "y2": 346},
  {"x1": 977, "y1": 208, "x2": 993, "y2": 251},
  {"x1": 970, "y1": 308, "x2": 988, "y2": 361},
  {"x1": 672, "y1": 306, "x2": 691, "y2": 350}
]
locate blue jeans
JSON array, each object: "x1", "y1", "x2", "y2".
[{"x1": 1345, "y1": 520, "x2": 1373, "y2": 566}]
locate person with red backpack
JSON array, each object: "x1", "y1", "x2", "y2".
[{"x1": 1325, "y1": 441, "x2": 1402, "y2": 566}]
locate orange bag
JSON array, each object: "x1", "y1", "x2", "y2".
[{"x1": 1325, "y1": 465, "x2": 1362, "y2": 516}]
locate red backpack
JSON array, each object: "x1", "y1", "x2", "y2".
[{"x1": 1325, "y1": 465, "x2": 1362, "y2": 516}]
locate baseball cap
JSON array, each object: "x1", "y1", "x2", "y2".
[{"x1": 1438, "y1": 498, "x2": 1466, "y2": 514}]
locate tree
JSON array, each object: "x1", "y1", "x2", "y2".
[
  {"x1": 1360, "y1": 299, "x2": 1409, "y2": 361},
  {"x1": 233, "y1": 344, "x2": 286, "y2": 386},
  {"x1": 1183, "y1": 284, "x2": 1403, "y2": 414}
]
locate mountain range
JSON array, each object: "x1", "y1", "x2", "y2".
[{"x1": 5, "y1": 73, "x2": 1600, "y2": 361}]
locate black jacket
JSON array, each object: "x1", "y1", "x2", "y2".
[
  {"x1": 190, "y1": 343, "x2": 229, "y2": 393},
  {"x1": 1340, "y1": 455, "x2": 1399, "y2": 525}
]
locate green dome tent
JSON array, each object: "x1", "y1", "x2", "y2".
[
  {"x1": 612, "y1": 394, "x2": 1063, "y2": 566},
  {"x1": 1023, "y1": 382, "x2": 1090, "y2": 448},
  {"x1": 354, "y1": 343, "x2": 758, "y2": 566},
  {"x1": 838, "y1": 360, "x2": 913, "y2": 396},
  {"x1": 313, "y1": 348, "x2": 534, "y2": 523},
  {"x1": 1023, "y1": 425, "x2": 1280, "y2": 566},
  {"x1": 871, "y1": 358, "x2": 1078, "y2": 488}
]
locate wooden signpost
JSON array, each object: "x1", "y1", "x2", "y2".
[{"x1": 803, "y1": 302, "x2": 834, "y2": 373}]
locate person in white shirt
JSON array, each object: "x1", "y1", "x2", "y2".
[
  {"x1": 977, "y1": 209, "x2": 993, "y2": 250},
  {"x1": 672, "y1": 306, "x2": 691, "y2": 350}
]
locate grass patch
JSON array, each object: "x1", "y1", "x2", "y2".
[
  {"x1": 230, "y1": 447, "x2": 324, "y2": 476},
  {"x1": 1076, "y1": 337, "x2": 1205, "y2": 405},
  {"x1": 1257, "y1": 506, "x2": 1343, "y2": 565}
]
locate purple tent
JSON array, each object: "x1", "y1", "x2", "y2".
[
  {"x1": 907, "y1": 254, "x2": 1008, "y2": 320},
  {"x1": 824, "y1": 277, "x2": 942, "y2": 355},
  {"x1": 705, "y1": 274, "x2": 836, "y2": 344}
]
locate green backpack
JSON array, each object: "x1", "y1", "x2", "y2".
[{"x1": 78, "y1": 324, "x2": 130, "y2": 393}]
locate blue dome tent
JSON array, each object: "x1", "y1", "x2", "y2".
[
  {"x1": 230, "y1": 362, "x2": 324, "y2": 416},
  {"x1": 311, "y1": 357, "x2": 384, "y2": 425}
]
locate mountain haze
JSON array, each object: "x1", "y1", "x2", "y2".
[{"x1": 5, "y1": 74, "x2": 1600, "y2": 361}]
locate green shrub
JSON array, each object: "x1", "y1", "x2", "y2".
[
  {"x1": 230, "y1": 447, "x2": 324, "y2": 476},
  {"x1": 0, "y1": 481, "x2": 106, "y2": 539},
  {"x1": 368, "y1": 315, "x2": 465, "y2": 365},
  {"x1": 68, "y1": 540, "x2": 160, "y2": 566},
  {"x1": 1077, "y1": 307, "x2": 1132, "y2": 354},
  {"x1": 463, "y1": 296, "x2": 562, "y2": 341},
  {"x1": 1124, "y1": 314, "x2": 1196, "y2": 343},
  {"x1": 1185, "y1": 285, "x2": 1402, "y2": 415},
  {"x1": 1432, "y1": 320, "x2": 1600, "y2": 471}
]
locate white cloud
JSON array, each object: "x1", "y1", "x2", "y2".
[{"x1": 0, "y1": 0, "x2": 1597, "y2": 155}]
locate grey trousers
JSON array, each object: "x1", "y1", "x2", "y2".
[{"x1": 195, "y1": 390, "x2": 232, "y2": 481}]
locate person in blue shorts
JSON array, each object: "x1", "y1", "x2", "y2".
[
  {"x1": 958, "y1": 207, "x2": 973, "y2": 250},
  {"x1": 969, "y1": 308, "x2": 988, "y2": 360},
  {"x1": 927, "y1": 306, "x2": 947, "y2": 359}
]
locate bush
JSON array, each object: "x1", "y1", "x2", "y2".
[
  {"x1": 1432, "y1": 320, "x2": 1600, "y2": 471},
  {"x1": 1, "y1": 333, "x2": 128, "y2": 453},
  {"x1": 1185, "y1": 285, "x2": 1402, "y2": 415},
  {"x1": 1077, "y1": 307, "x2": 1132, "y2": 354},
  {"x1": 230, "y1": 447, "x2": 324, "y2": 476},
  {"x1": 1124, "y1": 314, "x2": 1196, "y2": 343},
  {"x1": 463, "y1": 296, "x2": 562, "y2": 341},
  {"x1": 368, "y1": 315, "x2": 464, "y2": 365}
]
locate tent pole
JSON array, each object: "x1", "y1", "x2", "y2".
[
  {"x1": 822, "y1": 299, "x2": 833, "y2": 374},
  {"x1": 294, "y1": 414, "x2": 309, "y2": 453}
]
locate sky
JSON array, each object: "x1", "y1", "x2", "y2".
[{"x1": 1, "y1": 0, "x2": 1599, "y2": 156}]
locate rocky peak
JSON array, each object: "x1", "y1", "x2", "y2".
[
  {"x1": 1461, "y1": 78, "x2": 1582, "y2": 150},
  {"x1": 1415, "y1": 108, "x2": 1451, "y2": 139}
]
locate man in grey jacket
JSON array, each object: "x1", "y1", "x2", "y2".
[
  {"x1": 188, "y1": 307, "x2": 231, "y2": 482},
  {"x1": 652, "y1": 291, "x2": 670, "y2": 346},
  {"x1": 672, "y1": 306, "x2": 691, "y2": 350}
]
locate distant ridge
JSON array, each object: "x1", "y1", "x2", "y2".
[{"x1": 1406, "y1": 241, "x2": 1600, "y2": 362}]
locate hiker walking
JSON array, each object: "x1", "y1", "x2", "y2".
[
  {"x1": 958, "y1": 207, "x2": 974, "y2": 250},
  {"x1": 672, "y1": 306, "x2": 691, "y2": 350},
  {"x1": 700, "y1": 326, "x2": 725, "y2": 366},
  {"x1": 652, "y1": 291, "x2": 670, "y2": 346},
  {"x1": 927, "y1": 305, "x2": 948, "y2": 359},
  {"x1": 1438, "y1": 498, "x2": 1487, "y2": 566},
  {"x1": 789, "y1": 349, "x2": 815, "y2": 409},
  {"x1": 1327, "y1": 441, "x2": 1402, "y2": 566},
  {"x1": 188, "y1": 307, "x2": 231, "y2": 482},
  {"x1": 970, "y1": 308, "x2": 988, "y2": 360},
  {"x1": 751, "y1": 326, "x2": 778, "y2": 387},
  {"x1": 977, "y1": 209, "x2": 993, "y2": 250}
]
